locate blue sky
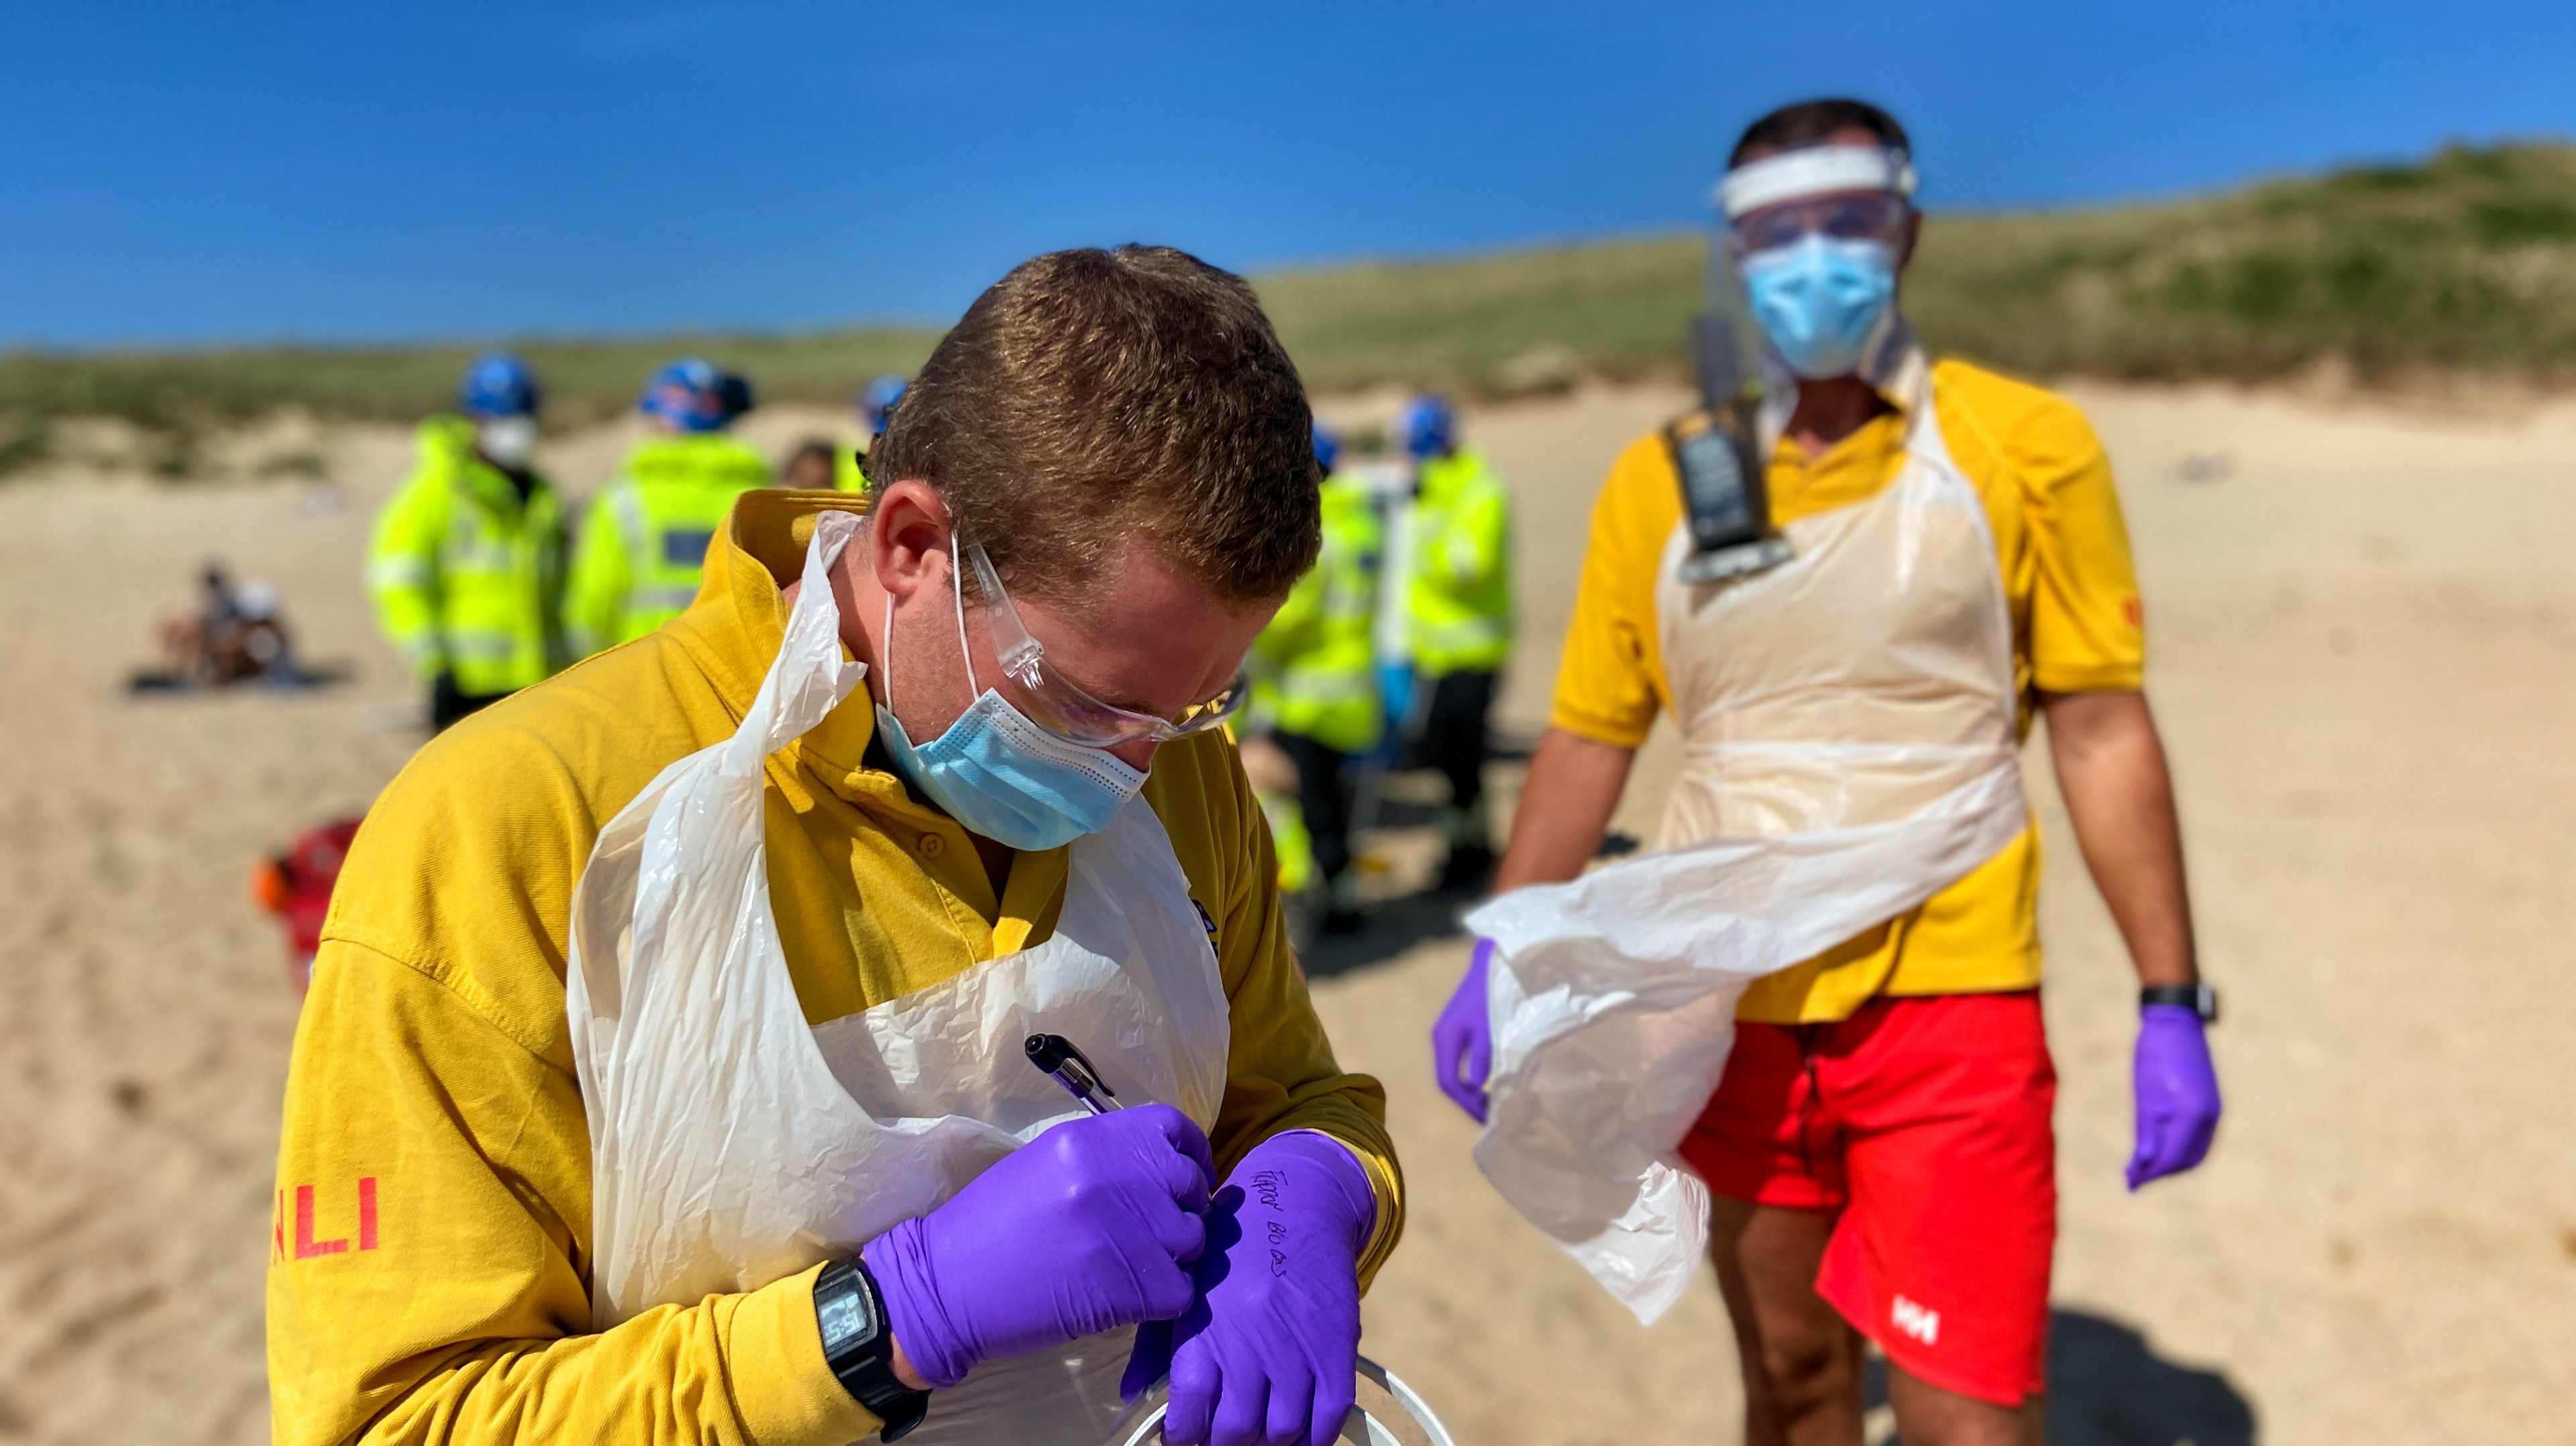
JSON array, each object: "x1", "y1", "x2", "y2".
[{"x1": 5, "y1": 1, "x2": 2570, "y2": 346}]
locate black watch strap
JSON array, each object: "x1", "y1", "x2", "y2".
[
  {"x1": 2140, "y1": 983, "x2": 2218, "y2": 1023},
  {"x1": 813, "y1": 1258, "x2": 930, "y2": 1442}
]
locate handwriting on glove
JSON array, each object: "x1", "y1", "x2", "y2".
[{"x1": 1129, "y1": 1132, "x2": 1375, "y2": 1446}]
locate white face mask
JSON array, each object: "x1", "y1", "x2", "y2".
[{"x1": 478, "y1": 415, "x2": 539, "y2": 468}]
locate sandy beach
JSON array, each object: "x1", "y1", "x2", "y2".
[{"x1": 1, "y1": 380, "x2": 2569, "y2": 1445}]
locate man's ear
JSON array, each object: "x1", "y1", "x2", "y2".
[
  {"x1": 867, "y1": 480, "x2": 954, "y2": 605},
  {"x1": 1898, "y1": 209, "x2": 1923, "y2": 271}
]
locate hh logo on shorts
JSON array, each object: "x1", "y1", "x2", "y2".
[{"x1": 1891, "y1": 1294, "x2": 1941, "y2": 1345}]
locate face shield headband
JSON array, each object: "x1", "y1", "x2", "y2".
[{"x1": 1714, "y1": 144, "x2": 1917, "y2": 222}]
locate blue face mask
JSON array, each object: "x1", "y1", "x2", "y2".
[
  {"x1": 1740, "y1": 235, "x2": 1899, "y2": 380},
  {"x1": 873, "y1": 563, "x2": 1146, "y2": 852}
]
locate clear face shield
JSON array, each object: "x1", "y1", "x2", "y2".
[
  {"x1": 1724, "y1": 190, "x2": 1912, "y2": 263},
  {"x1": 1715, "y1": 145, "x2": 1917, "y2": 384},
  {"x1": 1675, "y1": 148, "x2": 1918, "y2": 586}
]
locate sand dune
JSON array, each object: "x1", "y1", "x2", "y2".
[{"x1": 0, "y1": 383, "x2": 2569, "y2": 1445}]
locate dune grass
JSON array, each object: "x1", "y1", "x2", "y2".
[
  {"x1": 1266, "y1": 140, "x2": 2576, "y2": 390},
  {"x1": 4, "y1": 141, "x2": 2570, "y2": 478},
  {"x1": 0, "y1": 331, "x2": 940, "y2": 478},
  {"x1": 1909, "y1": 140, "x2": 2576, "y2": 380}
]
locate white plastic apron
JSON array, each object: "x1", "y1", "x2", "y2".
[
  {"x1": 565, "y1": 511, "x2": 1232, "y2": 1444},
  {"x1": 1463, "y1": 364, "x2": 2030, "y2": 1323}
]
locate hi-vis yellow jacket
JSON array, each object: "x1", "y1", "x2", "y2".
[
  {"x1": 565, "y1": 433, "x2": 770, "y2": 654},
  {"x1": 366, "y1": 416, "x2": 570, "y2": 696},
  {"x1": 270, "y1": 490, "x2": 1403, "y2": 1446},
  {"x1": 1251, "y1": 471, "x2": 1383, "y2": 755},
  {"x1": 1406, "y1": 449, "x2": 1513, "y2": 675}
]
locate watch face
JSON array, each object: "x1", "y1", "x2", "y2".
[{"x1": 818, "y1": 1278, "x2": 879, "y2": 1353}]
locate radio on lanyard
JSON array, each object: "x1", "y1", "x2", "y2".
[{"x1": 1671, "y1": 314, "x2": 1793, "y2": 585}]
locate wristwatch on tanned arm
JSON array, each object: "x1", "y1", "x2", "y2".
[
  {"x1": 2140, "y1": 983, "x2": 2219, "y2": 1023},
  {"x1": 814, "y1": 1258, "x2": 930, "y2": 1441}
]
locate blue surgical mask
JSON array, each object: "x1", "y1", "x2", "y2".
[
  {"x1": 1740, "y1": 235, "x2": 1899, "y2": 380},
  {"x1": 872, "y1": 561, "x2": 1146, "y2": 851}
]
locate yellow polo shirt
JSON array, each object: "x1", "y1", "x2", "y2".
[
  {"x1": 1551, "y1": 359, "x2": 2145, "y2": 1023},
  {"x1": 268, "y1": 490, "x2": 1403, "y2": 1446}
]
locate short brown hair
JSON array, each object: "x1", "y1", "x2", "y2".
[
  {"x1": 1728, "y1": 98, "x2": 1911, "y2": 169},
  {"x1": 867, "y1": 245, "x2": 1321, "y2": 610}
]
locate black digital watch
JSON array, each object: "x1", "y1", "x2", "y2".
[
  {"x1": 813, "y1": 1258, "x2": 930, "y2": 1441},
  {"x1": 2140, "y1": 983, "x2": 2219, "y2": 1023}
]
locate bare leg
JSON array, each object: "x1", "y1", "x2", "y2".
[
  {"x1": 1884, "y1": 1366, "x2": 2043, "y2": 1446},
  {"x1": 1709, "y1": 1197, "x2": 1866, "y2": 1446}
]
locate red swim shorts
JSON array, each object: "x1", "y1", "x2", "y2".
[{"x1": 1678, "y1": 990, "x2": 2057, "y2": 1407}]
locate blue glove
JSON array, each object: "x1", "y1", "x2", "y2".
[
  {"x1": 1429, "y1": 938, "x2": 1495, "y2": 1123},
  {"x1": 863, "y1": 1105, "x2": 1214, "y2": 1388},
  {"x1": 1126, "y1": 1131, "x2": 1376, "y2": 1446},
  {"x1": 2127, "y1": 1003, "x2": 2222, "y2": 1190}
]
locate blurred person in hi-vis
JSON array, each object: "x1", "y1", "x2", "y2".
[{"x1": 367, "y1": 353, "x2": 570, "y2": 731}]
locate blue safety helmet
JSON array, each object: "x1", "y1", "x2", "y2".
[
  {"x1": 460, "y1": 353, "x2": 539, "y2": 419},
  {"x1": 1313, "y1": 420, "x2": 1340, "y2": 474},
  {"x1": 1399, "y1": 394, "x2": 1455, "y2": 461},
  {"x1": 639, "y1": 358, "x2": 731, "y2": 432},
  {"x1": 860, "y1": 374, "x2": 908, "y2": 438},
  {"x1": 715, "y1": 371, "x2": 755, "y2": 425}
]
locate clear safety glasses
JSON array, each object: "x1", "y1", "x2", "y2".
[
  {"x1": 961, "y1": 541, "x2": 1250, "y2": 748},
  {"x1": 1727, "y1": 192, "x2": 1911, "y2": 259}
]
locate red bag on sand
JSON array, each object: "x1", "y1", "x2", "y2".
[{"x1": 252, "y1": 816, "x2": 362, "y2": 996}]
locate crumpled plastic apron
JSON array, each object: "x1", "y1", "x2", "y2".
[
  {"x1": 565, "y1": 511, "x2": 1233, "y2": 1444},
  {"x1": 1463, "y1": 367, "x2": 2029, "y2": 1323}
]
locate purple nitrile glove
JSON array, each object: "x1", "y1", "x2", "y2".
[
  {"x1": 861, "y1": 1104, "x2": 1215, "y2": 1388},
  {"x1": 2127, "y1": 1003, "x2": 2222, "y2": 1190},
  {"x1": 1124, "y1": 1131, "x2": 1376, "y2": 1446},
  {"x1": 1430, "y1": 938, "x2": 1495, "y2": 1123}
]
